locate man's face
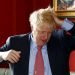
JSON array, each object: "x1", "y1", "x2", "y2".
[{"x1": 32, "y1": 23, "x2": 54, "y2": 47}]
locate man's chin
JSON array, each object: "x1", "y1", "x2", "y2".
[
  {"x1": 38, "y1": 42, "x2": 47, "y2": 47},
  {"x1": 41, "y1": 43, "x2": 47, "y2": 46}
]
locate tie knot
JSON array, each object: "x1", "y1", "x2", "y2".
[{"x1": 37, "y1": 46, "x2": 42, "y2": 51}]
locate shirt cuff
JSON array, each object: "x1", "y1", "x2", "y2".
[{"x1": 61, "y1": 18, "x2": 74, "y2": 31}]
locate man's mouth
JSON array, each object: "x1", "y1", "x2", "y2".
[{"x1": 42, "y1": 40, "x2": 47, "y2": 43}]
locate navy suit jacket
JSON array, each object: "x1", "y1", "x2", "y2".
[{"x1": 0, "y1": 25, "x2": 75, "y2": 75}]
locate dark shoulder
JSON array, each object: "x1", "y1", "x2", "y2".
[
  {"x1": 52, "y1": 29, "x2": 72, "y2": 41},
  {"x1": 10, "y1": 33, "x2": 30, "y2": 38},
  {"x1": 53, "y1": 29, "x2": 65, "y2": 38},
  {"x1": 6, "y1": 33, "x2": 31, "y2": 43}
]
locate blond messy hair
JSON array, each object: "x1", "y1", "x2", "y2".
[{"x1": 29, "y1": 7, "x2": 56, "y2": 28}]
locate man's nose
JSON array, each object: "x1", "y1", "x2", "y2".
[{"x1": 44, "y1": 33, "x2": 48, "y2": 40}]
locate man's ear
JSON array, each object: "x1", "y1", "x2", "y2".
[{"x1": 31, "y1": 25, "x2": 33, "y2": 31}]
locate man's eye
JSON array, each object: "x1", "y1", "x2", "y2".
[{"x1": 40, "y1": 31, "x2": 45, "y2": 33}]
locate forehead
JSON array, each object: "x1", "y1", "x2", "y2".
[{"x1": 35, "y1": 23, "x2": 54, "y2": 31}]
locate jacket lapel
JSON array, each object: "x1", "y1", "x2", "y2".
[{"x1": 19, "y1": 34, "x2": 31, "y2": 75}]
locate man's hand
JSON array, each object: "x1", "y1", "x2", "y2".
[
  {"x1": 1, "y1": 50, "x2": 21, "y2": 63},
  {"x1": 46, "y1": 5, "x2": 64, "y2": 26}
]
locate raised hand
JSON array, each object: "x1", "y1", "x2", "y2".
[{"x1": 46, "y1": 5, "x2": 63, "y2": 26}]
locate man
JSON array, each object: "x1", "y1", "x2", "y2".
[{"x1": 0, "y1": 7, "x2": 75, "y2": 75}]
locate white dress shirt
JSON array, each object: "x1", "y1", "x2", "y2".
[{"x1": 29, "y1": 36, "x2": 52, "y2": 75}]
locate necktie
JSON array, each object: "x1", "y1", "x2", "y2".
[{"x1": 34, "y1": 47, "x2": 44, "y2": 75}]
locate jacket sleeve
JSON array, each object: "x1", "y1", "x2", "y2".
[{"x1": 0, "y1": 36, "x2": 13, "y2": 52}]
